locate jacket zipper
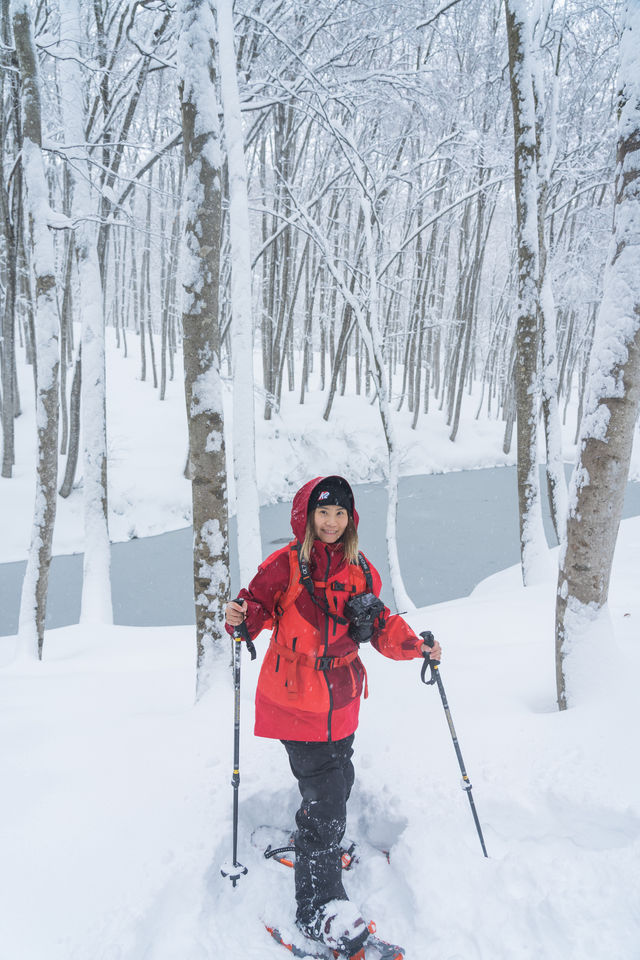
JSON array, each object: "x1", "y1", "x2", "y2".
[{"x1": 322, "y1": 547, "x2": 334, "y2": 741}]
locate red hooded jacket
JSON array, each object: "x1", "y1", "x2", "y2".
[{"x1": 228, "y1": 477, "x2": 424, "y2": 742}]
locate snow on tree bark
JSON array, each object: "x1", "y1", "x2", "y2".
[
  {"x1": 58, "y1": 0, "x2": 112, "y2": 624},
  {"x1": 0, "y1": 209, "x2": 17, "y2": 479},
  {"x1": 555, "y1": 3, "x2": 640, "y2": 710},
  {"x1": 539, "y1": 269, "x2": 567, "y2": 540},
  {"x1": 0, "y1": 3, "x2": 19, "y2": 481},
  {"x1": 178, "y1": 0, "x2": 230, "y2": 690},
  {"x1": 13, "y1": 0, "x2": 60, "y2": 660},
  {"x1": 505, "y1": 0, "x2": 550, "y2": 585},
  {"x1": 533, "y1": 25, "x2": 568, "y2": 543},
  {"x1": 216, "y1": 0, "x2": 262, "y2": 585}
]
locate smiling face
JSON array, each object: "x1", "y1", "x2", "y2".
[{"x1": 312, "y1": 504, "x2": 349, "y2": 544}]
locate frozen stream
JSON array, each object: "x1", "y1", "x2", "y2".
[{"x1": 1, "y1": 465, "x2": 639, "y2": 636}]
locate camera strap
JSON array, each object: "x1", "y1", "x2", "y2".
[{"x1": 356, "y1": 552, "x2": 374, "y2": 593}]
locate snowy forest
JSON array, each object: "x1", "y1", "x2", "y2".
[{"x1": 1, "y1": 1, "x2": 640, "y2": 957}]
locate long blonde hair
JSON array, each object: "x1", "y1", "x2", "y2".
[{"x1": 300, "y1": 513, "x2": 359, "y2": 565}]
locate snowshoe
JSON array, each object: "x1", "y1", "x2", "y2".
[
  {"x1": 358, "y1": 932, "x2": 405, "y2": 960},
  {"x1": 266, "y1": 922, "x2": 333, "y2": 959},
  {"x1": 265, "y1": 919, "x2": 404, "y2": 959}
]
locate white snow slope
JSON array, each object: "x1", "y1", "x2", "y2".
[
  {"x1": 1, "y1": 332, "x2": 640, "y2": 958},
  {"x1": 1, "y1": 519, "x2": 639, "y2": 960}
]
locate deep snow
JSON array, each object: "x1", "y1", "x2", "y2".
[
  {"x1": 1, "y1": 330, "x2": 640, "y2": 958},
  {"x1": 1, "y1": 517, "x2": 639, "y2": 959}
]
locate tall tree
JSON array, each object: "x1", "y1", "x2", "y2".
[
  {"x1": 555, "y1": 2, "x2": 640, "y2": 710},
  {"x1": 533, "y1": 8, "x2": 567, "y2": 542},
  {"x1": 505, "y1": 0, "x2": 550, "y2": 584},
  {"x1": 58, "y1": 0, "x2": 112, "y2": 624},
  {"x1": 13, "y1": 0, "x2": 61, "y2": 660},
  {"x1": 1, "y1": 0, "x2": 20, "y2": 481},
  {"x1": 217, "y1": 0, "x2": 262, "y2": 585},
  {"x1": 178, "y1": 0, "x2": 230, "y2": 690}
]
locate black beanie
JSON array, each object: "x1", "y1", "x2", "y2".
[{"x1": 308, "y1": 476, "x2": 353, "y2": 516}]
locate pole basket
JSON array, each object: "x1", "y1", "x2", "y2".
[{"x1": 221, "y1": 860, "x2": 248, "y2": 886}]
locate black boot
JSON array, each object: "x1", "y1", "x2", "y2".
[{"x1": 296, "y1": 898, "x2": 369, "y2": 956}]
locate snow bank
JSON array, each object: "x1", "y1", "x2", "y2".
[
  {"x1": 1, "y1": 518, "x2": 638, "y2": 959},
  {"x1": 5, "y1": 329, "x2": 636, "y2": 564}
]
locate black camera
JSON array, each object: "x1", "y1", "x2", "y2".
[{"x1": 343, "y1": 592, "x2": 385, "y2": 644}]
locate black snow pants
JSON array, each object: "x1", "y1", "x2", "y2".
[{"x1": 281, "y1": 734, "x2": 355, "y2": 925}]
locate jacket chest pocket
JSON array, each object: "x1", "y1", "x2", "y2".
[{"x1": 326, "y1": 578, "x2": 358, "y2": 621}]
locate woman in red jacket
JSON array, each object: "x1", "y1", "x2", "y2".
[{"x1": 225, "y1": 476, "x2": 440, "y2": 957}]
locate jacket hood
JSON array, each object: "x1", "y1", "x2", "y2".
[{"x1": 290, "y1": 476, "x2": 359, "y2": 543}]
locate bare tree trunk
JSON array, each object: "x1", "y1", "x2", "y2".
[
  {"x1": 120, "y1": 229, "x2": 129, "y2": 357},
  {"x1": 556, "y1": 7, "x2": 640, "y2": 710},
  {"x1": 450, "y1": 164, "x2": 496, "y2": 441},
  {"x1": 160, "y1": 259, "x2": 169, "y2": 402},
  {"x1": 217, "y1": 0, "x2": 262, "y2": 584},
  {"x1": 143, "y1": 180, "x2": 158, "y2": 389},
  {"x1": 505, "y1": 0, "x2": 549, "y2": 584},
  {"x1": 1, "y1": 214, "x2": 17, "y2": 477},
  {"x1": 159, "y1": 166, "x2": 181, "y2": 401},
  {"x1": 139, "y1": 317, "x2": 147, "y2": 379},
  {"x1": 58, "y1": 236, "x2": 74, "y2": 456},
  {"x1": 1, "y1": 0, "x2": 20, "y2": 479},
  {"x1": 147, "y1": 316, "x2": 158, "y2": 389},
  {"x1": 14, "y1": 1, "x2": 60, "y2": 661},
  {"x1": 178, "y1": 0, "x2": 230, "y2": 691},
  {"x1": 300, "y1": 306, "x2": 313, "y2": 404},
  {"x1": 534, "y1": 28, "x2": 567, "y2": 543},
  {"x1": 59, "y1": 348, "x2": 81, "y2": 499},
  {"x1": 58, "y1": 0, "x2": 112, "y2": 624},
  {"x1": 113, "y1": 229, "x2": 122, "y2": 349}
]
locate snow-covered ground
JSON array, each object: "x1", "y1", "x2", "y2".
[
  {"x1": 2, "y1": 330, "x2": 640, "y2": 958},
  {"x1": 1, "y1": 519, "x2": 638, "y2": 960},
  {"x1": 5, "y1": 327, "x2": 638, "y2": 564}
]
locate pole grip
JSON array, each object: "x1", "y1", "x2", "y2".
[
  {"x1": 233, "y1": 597, "x2": 257, "y2": 660},
  {"x1": 420, "y1": 630, "x2": 438, "y2": 684}
]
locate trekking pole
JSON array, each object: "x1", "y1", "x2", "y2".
[
  {"x1": 420, "y1": 631, "x2": 488, "y2": 858},
  {"x1": 221, "y1": 599, "x2": 256, "y2": 887}
]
